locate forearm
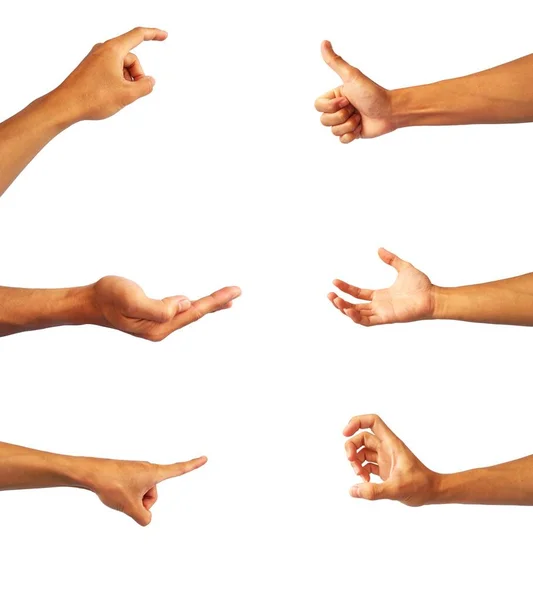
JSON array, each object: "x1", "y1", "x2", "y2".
[
  {"x1": 429, "y1": 455, "x2": 533, "y2": 506},
  {"x1": 0, "y1": 89, "x2": 76, "y2": 197},
  {"x1": 0, "y1": 284, "x2": 101, "y2": 336},
  {"x1": 391, "y1": 54, "x2": 533, "y2": 128},
  {"x1": 432, "y1": 273, "x2": 533, "y2": 326},
  {"x1": 0, "y1": 441, "x2": 93, "y2": 492}
]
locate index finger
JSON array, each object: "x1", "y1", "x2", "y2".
[
  {"x1": 157, "y1": 456, "x2": 208, "y2": 482},
  {"x1": 315, "y1": 90, "x2": 350, "y2": 113},
  {"x1": 343, "y1": 414, "x2": 394, "y2": 439},
  {"x1": 108, "y1": 27, "x2": 168, "y2": 52}
]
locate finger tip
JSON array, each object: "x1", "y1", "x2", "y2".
[
  {"x1": 178, "y1": 298, "x2": 191, "y2": 312},
  {"x1": 349, "y1": 485, "x2": 359, "y2": 498}
]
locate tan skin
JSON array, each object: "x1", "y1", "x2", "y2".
[
  {"x1": 0, "y1": 27, "x2": 168, "y2": 197},
  {"x1": 0, "y1": 27, "x2": 241, "y2": 340},
  {"x1": 0, "y1": 441, "x2": 207, "y2": 526},
  {"x1": 316, "y1": 40, "x2": 533, "y2": 143},
  {"x1": 345, "y1": 414, "x2": 533, "y2": 507},
  {"x1": 328, "y1": 248, "x2": 533, "y2": 327}
]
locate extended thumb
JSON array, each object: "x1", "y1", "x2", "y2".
[
  {"x1": 321, "y1": 40, "x2": 355, "y2": 81},
  {"x1": 350, "y1": 482, "x2": 387, "y2": 501}
]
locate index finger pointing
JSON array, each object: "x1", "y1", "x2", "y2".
[
  {"x1": 157, "y1": 456, "x2": 208, "y2": 482},
  {"x1": 108, "y1": 27, "x2": 168, "y2": 52}
]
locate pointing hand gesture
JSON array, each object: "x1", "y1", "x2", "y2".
[{"x1": 89, "y1": 456, "x2": 207, "y2": 526}]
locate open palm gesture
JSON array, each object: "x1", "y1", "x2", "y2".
[{"x1": 328, "y1": 248, "x2": 435, "y2": 326}]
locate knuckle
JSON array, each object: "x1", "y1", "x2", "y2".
[
  {"x1": 365, "y1": 487, "x2": 377, "y2": 501},
  {"x1": 145, "y1": 332, "x2": 165, "y2": 342},
  {"x1": 346, "y1": 67, "x2": 362, "y2": 82}
]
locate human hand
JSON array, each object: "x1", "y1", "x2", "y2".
[
  {"x1": 53, "y1": 27, "x2": 168, "y2": 122},
  {"x1": 328, "y1": 248, "x2": 434, "y2": 326},
  {"x1": 344, "y1": 414, "x2": 438, "y2": 506},
  {"x1": 315, "y1": 41, "x2": 395, "y2": 143},
  {"x1": 85, "y1": 455, "x2": 207, "y2": 526},
  {"x1": 92, "y1": 276, "x2": 241, "y2": 341}
]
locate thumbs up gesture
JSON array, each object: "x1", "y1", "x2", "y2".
[{"x1": 315, "y1": 41, "x2": 395, "y2": 143}]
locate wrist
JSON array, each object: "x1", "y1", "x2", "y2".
[
  {"x1": 429, "y1": 286, "x2": 452, "y2": 320},
  {"x1": 390, "y1": 87, "x2": 420, "y2": 129},
  {"x1": 44, "y1": 87, "x2": 83, "y2": 128},
  {"x1": 66, "y1": 456, "x2": 102, "y2": 492},
  {"x1": 50, "y1": 285, "x2": 103, "y2": 328},
  {"x1": 390, "y1": 84, "x2": 451, "y2": 129}
]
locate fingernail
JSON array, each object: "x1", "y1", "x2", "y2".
[
  {"x1": 350, "y1": 485, "x2": 360, "y2": 498},
  {"x1": 338, "y1": 97, "x2": 349, "y2": 107},
  {"x1": 178, "y1": 299, "x2": 191, "y2": 311}
]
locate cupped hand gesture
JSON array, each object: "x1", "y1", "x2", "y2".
[
  {"x1": 315, "y1": 41, "x2": 395, "y2": 143},
  {"x1": 328, "y1": 248, "x2": 434, "y2": 326},
  {"x1": 55, "y1": 27, "x2": 168, "y2": 122},
  {"x1": 93, "y1": 276, "x2": 241, "y2": 341},
  {"x1": 88, "y1": 455, "x2": 207, "y2": 526},
  {"x1": 344, "y1": 414, "x2": 438, "y2": 506}
]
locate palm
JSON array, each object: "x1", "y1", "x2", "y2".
[
  {"x1": 329, "y1": 248, "x2": 434, "y2": 327},
  {"x1": 92, "y1": 276, "x2": 240, "y2": 341},
  {"x1": 94, "y1": 276, "x2": 174, "y2": 336},
  {"x1": 371, "y1": 265, "x2": 433, "y2": 324},
  {"x1": 342, "y1": 78, "x2": 394, "y2": 138}
]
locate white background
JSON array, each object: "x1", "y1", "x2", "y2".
[{"x1": 1, "y1": 0, "x2": 532, "y2": 598}]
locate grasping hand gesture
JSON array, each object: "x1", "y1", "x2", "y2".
[
  {"x1": 315, "y1": 41, "x2": 394, "y2": 143},
  {"x1": 328, "y1": 248, "x2": 434, "y2": 326},
  {"x1": 55, "y1": 27, "x2": 168, "y2": 122},
  {"x1": 93, "y1": 277, "x2": 241, "y2": 341},
  {"x1": 344, "y1": 414, "x2": 437, "y2": 506}
]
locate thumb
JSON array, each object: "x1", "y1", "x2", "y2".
[
  {"x1": 132, "y1": 75, "x2": 156, "y2": 99},
  {"x1": 378, "y1": 247, "x2": 411, "y2": 273},
  {"x1": 131, "y1": 294, "x2": 190, "y2": 323},
  {"x1": 129, "y1": 504, "x2": 153, "y2": 527},
  {"x1": 321, "y1": 40, "x2": 356, "y2": 81},
  {"x1": 350, "y1": 482, "x2": 388, "y2": 501}
]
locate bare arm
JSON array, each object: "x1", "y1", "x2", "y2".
[
  {"x1": 329, "y1": 248, "x2": 533, "y2": 328},
  {"x1": 0, "y1": 27, "x2": 167, "y2": 197},
  {"x1": 0, "y1": 278, "x2": 240, "y2": 341},
  {"x1": 315, "y1": 42, "x2": 533, "y2": 142},
  {"x1": 343, "y1": 414, "x2": 533, "y2": 506},
  {"x1": 0, "y1": 440, "x2": 206, "y2": 526},
  {"x1": 393, "y1": 54, "x2": 533, "y2": 128}
]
